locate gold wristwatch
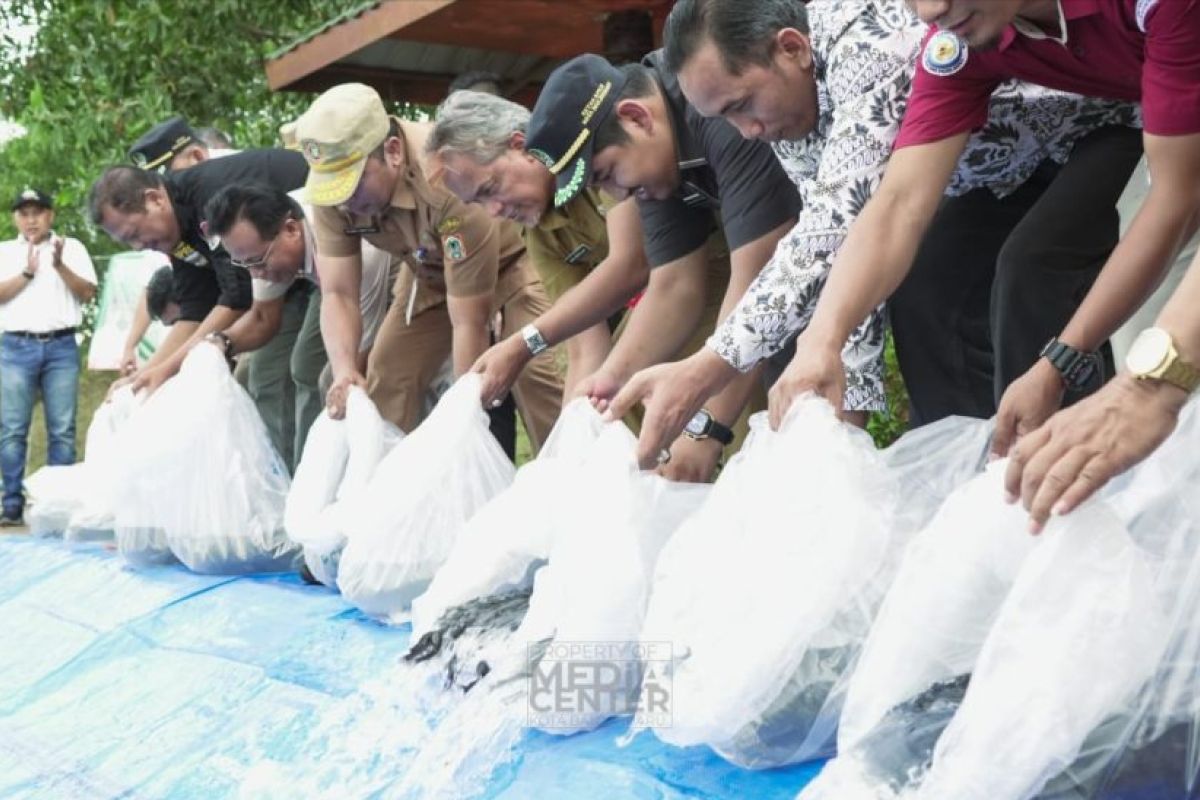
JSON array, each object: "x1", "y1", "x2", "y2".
[{"x1": 1125, "y1": 327, "x2": 1200, "y2": 393}]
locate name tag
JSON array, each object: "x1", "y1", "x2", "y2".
[
  {"x1": 565, "y1": 244, "x2": 592, "y2": 265},
  {"x1": 344, "y1": 224, "x2": 380, "y2": 235}
]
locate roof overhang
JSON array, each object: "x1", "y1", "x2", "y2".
[{"x1": 265, "y1": 0, "x2": 672, "y2": 105}]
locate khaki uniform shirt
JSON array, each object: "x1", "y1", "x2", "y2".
[
  {"x1": 310, "y1": 119, "x2": 537, "y2": 319},
  {"x1": 523, "y1": 188, "x2": 619, "y2": 302}
]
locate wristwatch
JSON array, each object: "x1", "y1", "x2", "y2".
[
  {"x1": 1040, "y1": 337, "x2": 1100, "y2": 391},
  {"x1": 521, "y1": 323, "x2": 549, "y2": 356},
  {"x1": 206, "y1": 331, "x2": 235, "y2": 358},
  {"x1": 1125, "y1": 327, "x2": 1200, "y2": 394},
  {"x1": 683, "y1": 408, "x2": 734, "y2": 446},
  {"x1": 21, "y1": 270, "x2": 34, "y2": 280}
]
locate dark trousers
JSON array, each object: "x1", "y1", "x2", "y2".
[{"x1": 891, "y1": 126, "x2": 1143, "y2": 427}]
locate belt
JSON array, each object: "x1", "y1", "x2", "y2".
[{"x1": 5, "y1": 327, "x2": 76, "y2": 341}]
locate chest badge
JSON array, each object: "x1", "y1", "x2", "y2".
[
  {"x1": 924, "y1": 30, "x2": 969, "y2": 77},
  {"x1": 445, "y1": 234, "x2": 465, "y2": 262}
]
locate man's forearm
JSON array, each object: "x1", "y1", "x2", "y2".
[
  {"x1": 563, "y1": 323, "x2": 613, "y2": 398},
  {"x1": 601, "y1": 263, "x2": 705, "y2": 381},
  {"x1": 701, "y1": 365, "x2": 764, "y2": 432},
  {"x1": 1155, "y1": 245, "x2": 1200, "y2": 365},
  {"x1": 535, "y1": 259, "x2": 646, "y2": 347},
  {"x1": 55, "y1": 264, "x2": 96, "y2": 303},
  {"x1": 158, "y1": 306, "x2": 244, "y2": 375},
  {"x1": 0, "y1": 275, "x2": 30, "y2": 303},
  {"x1": 452, "y1": 322, "x2": 491, "y2": 376},
  {"x1": 142, "y1": 320, "x2": 199, "y2": 369},
  {"x1": 223, "y1": 306, "x2": 280, "y2": 354},
  {"x1": 320, "y1": 291, "x2": 363, "y2": 380},
  {"x1": 123, "y1": 293, "x2": 152, "y2": 355},
  {"x1": 1060, "y1": 185, "x2": 1200, "y2": 352}
]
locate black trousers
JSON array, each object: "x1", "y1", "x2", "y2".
[{"x1": 891, "y1": 126, "x2": 1143, "y2": 427}]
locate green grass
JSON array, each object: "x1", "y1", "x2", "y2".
[{"x1": 26, "y1": 368, "x2": 116, "y2": 473}]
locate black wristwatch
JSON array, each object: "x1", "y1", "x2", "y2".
[
  {"x1": 683, "y1": 408, "x2": 735, "y2": 446},
  {"x1": 21, "y1": 270, "x2": 34, "y2": 280},
  {"x1": 1040, "y1": 337, "x2": 1100, "y2": 391},
  {"x1": 207, "y1": 331, "x2": 235, "y2": 358}
]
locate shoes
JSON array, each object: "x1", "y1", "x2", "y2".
[{"x1": 0, "y1": 511, "x2": 24, "y2": 528}]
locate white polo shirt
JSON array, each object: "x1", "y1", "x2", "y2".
[
  {"x1": 0, "y1": 233, "x2": 97, "y2": 333},
  {"x1": 249, "y1": 195, "x2": 392, "y2": 352}
]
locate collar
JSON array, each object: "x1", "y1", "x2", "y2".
[
  {"x1": 536, "y1": 200, "x2": 573, "y2": 233},
  {"x1": 1000, "y1": 0, "x2": 1099, "y2": 50}
]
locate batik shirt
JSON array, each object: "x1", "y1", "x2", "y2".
[{"x1": 707, "y1": 0, "x2": 1139, "y2": 405}]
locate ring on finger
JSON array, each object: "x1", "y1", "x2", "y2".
[{"x1": 656, "y1": 448, "x2": 672, "y2": 466}]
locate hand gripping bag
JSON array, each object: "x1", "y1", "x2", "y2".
[
  {"x1": 337, "y1": 374, "x2": 515, "y2": 621},
  {"x1": 529, "y1": 421, "x2": 710, "y2": 735},
  {"x1": 411, "y1": 398, "x2": 606, "y2": 639}
]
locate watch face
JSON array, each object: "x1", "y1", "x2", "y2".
[
  {"x1": 685, "y1": 411, "x2": 708, "y2": 436},
  {"x1": 1125, "y1": 327, "x2": 1171, "y2": 376}
]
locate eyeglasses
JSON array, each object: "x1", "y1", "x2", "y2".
[{"x1": 228, "y1": 225, "x2": 286, "y2": 270}]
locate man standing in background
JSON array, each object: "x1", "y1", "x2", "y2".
[{"x1": 0, "y1": 188, "x2": 97, "y2": 526}]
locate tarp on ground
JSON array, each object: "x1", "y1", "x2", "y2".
[{"x1": 0, "y1": 537, "x2": 823, "y2": 799}]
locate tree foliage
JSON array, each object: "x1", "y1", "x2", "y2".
[{"x1": 0, "y1": 0, "x2": 367, "y2": 253}]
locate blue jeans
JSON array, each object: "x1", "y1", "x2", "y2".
[{"x1": 0, "y1": 333, "x2": 80, "y2": 517}]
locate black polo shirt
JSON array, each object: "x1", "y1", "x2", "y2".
[
  {"x1": 164, "y1": 148, "x2": 308, "y2": 321},
  {"x1": 637, "y1": 50, "x2": 801, "y2": 268}
]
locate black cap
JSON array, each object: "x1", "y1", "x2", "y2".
[
  {"x1": 11, "y1": 187, "x2": 53, "y2": 211},
  {"x1": 128, "y1": 115, "x2": 198, "y2": 171},
  {"x1": 527, "y1": 54, "x2": 628, "y2": 207}
]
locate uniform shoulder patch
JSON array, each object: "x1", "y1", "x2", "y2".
[
  {"x1": 923, "y1": 30, "x2": 968, "y2": 77},
  {"x1": 437, "y1": 216, "x2": 462, "y2": 236},
  {"x1": 445, "y1": 234, "x2": 465, "y2": 262}
]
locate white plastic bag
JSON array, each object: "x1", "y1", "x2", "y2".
[
  {"x1": 411, "y1": 398, "x2": 606, "y2": 639},
  {"x1": 337, "y1": 374, "x2": 515, "y2": 621},
  {"x1": 25, "y1": 387, "x2": 140, "y2": 541},
  {"x1": 915, "y1": 503, "x2": 1165, "y2": 800},
  {"x1": 634, "y1": 398, "x2": 899, "y2": 766},
  {"x1": 115, "y1": 344, "x2": 297, "y2": 573},
  {"x1": 834, "y1": 461, "x2": 1035, "y2": 756},
  {"x1": 526, "y1": 421, "x2": 709, "y2": 735},
  {"x1": 286, "y1": 388, "x2": 402, "y2": 587},
  {"x1": 24, "y1": 465, "x2": 86, "y2": 538},
  {"x1": 65, "y1": 386, "x2": 141, "y2": 542}
]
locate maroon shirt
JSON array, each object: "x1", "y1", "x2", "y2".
[{"x1": 896, "y1": 0, "x2": 1200, "y2": 149}]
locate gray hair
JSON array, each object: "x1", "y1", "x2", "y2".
[{"x1": 426, "y1": 90, "x2": 530, "y2": 165}]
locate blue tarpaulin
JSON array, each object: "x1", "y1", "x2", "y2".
[{"x1": 0, "y1": 537, "x2": 823, "y2": 799}]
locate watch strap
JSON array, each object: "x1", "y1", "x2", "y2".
[
  {"x1": 521, "y1": 324, "x2": 549, "y2": 357},
  {"x1": 1040, "y1": 338, "x2": 1100, "y2": 391},
  {"x1": 1160, "y1": 354, "x2": 1200, "y2": 394}
]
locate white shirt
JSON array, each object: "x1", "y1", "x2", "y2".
[
  {"x1": 0, "y1": 233, "x2": 97, "y2": 333},
  {"x1": 249, "y1": 197, "x2": 392, "y2": 352}
]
